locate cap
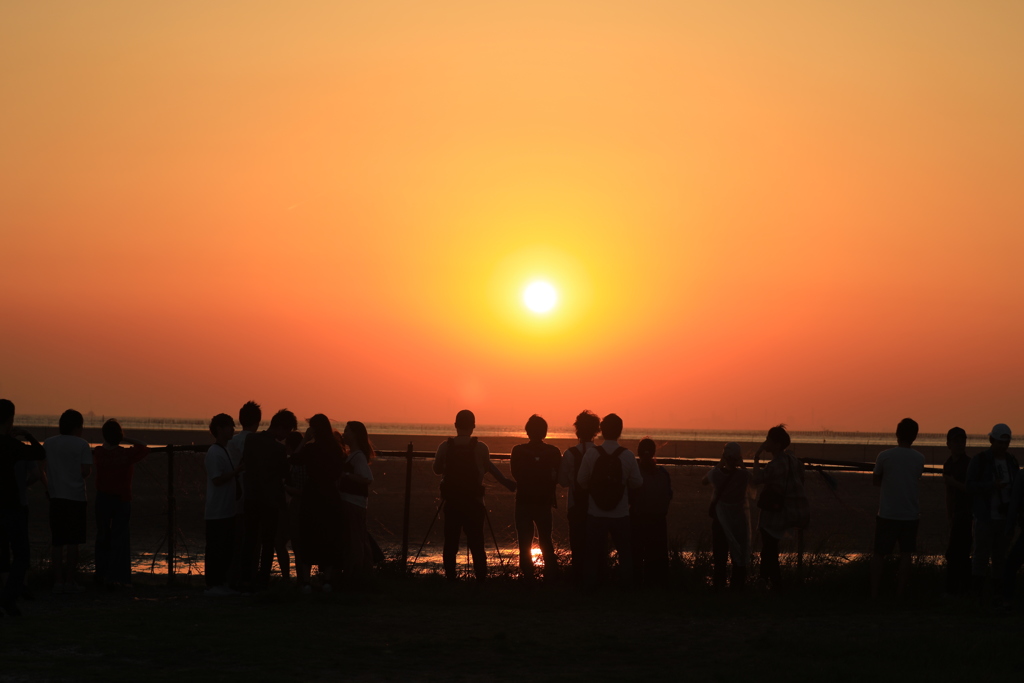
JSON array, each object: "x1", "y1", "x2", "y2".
[{"x1": 989, "y1": 423, "x2": 1012, "y2": 442}]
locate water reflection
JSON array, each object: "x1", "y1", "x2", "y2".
[{"x1": 129, "y1": 546, "x2": 534, "y2": 576}]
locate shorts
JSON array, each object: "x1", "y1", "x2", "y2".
[
  {"x1": 50, "y1": 498, "x2": 88, "y2": 546},
  {"x1": 874, "y1": 516, "x2": 918, "y2": 556}
]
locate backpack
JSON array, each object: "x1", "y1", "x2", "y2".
[
  {"x1": 440, "y1": 437, "x2": 483, "y2": 500},
  {"x1": 589, "y1": 446, "x2": 627, "y2": 511}
]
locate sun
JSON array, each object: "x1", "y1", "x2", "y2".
[{"x1": 523, "y1": 280, "x2": 557, "y2": 314}]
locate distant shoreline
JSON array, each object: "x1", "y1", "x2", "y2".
[
  {"x1": 14, "y1": 424, "x2": 989, "y2": 470},
  {"x1": 13, "y1": 414, "x2": 991, "y2": 449}
]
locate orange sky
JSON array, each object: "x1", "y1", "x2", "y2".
[{"x1": 2, "y1": 1, "x2": 1022, "y2": 433}]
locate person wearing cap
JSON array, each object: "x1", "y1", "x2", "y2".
[
  {"x1": 966, "y1": 423, "x2": 1018, "y2": 602},
  {"x1": 702, "y1": 442, "x2": 750, "y2": 591}
]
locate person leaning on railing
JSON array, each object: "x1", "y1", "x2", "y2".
[
  {"x1": 750, "y1": 424, "x2": 808, "y2": 591},
  {"x1": 92, "y1": 419, "x2": 150, "y2": 590}
]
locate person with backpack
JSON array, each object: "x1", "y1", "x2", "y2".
[
  {"x1": 751, "y1": 424, "x2": 807, "y2": 591},
  {"x1": 433, "y1": 410, "x2": 516, "y2": 582},
  {"x1": 559, "y1": 410, "x2": 601, "y2": 584},
  {"x1": 629, "y1": 438, "x2": 673, "y2": 586},
  {"x1": 702, "y1": 442, "x2": 750, "y2": 591},
  {"x1": 577, "y1": 413, "x2": 643, "y2": 586},
  {"x1": 510, "y1": 414, "x2": 562, "y2": 580}
]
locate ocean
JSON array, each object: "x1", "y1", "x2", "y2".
[{"x1": 13, "y1": 414, "x2": 992, "y2": 447}]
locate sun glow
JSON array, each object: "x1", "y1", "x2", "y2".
[{"x1": 523, "y1": 281, "x2": 557, "y2": 314}]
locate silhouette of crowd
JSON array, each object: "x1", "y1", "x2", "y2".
[{"x1": 1, "y1": 397, "x2": 1021, "y2": 618}]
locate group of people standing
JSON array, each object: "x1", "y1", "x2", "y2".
[
  {"x1": 702, "y1": 425, "x2": 809, "y2": 592},
  {"x1": 0, "y1": 400, "x2": 154, "y2": 616},
  {"x1": 3, "y1": 396, "x2": 1023, "y2": 615},
  {"x1": 433, "y1": 409, "x2": 670, "y2": 586},
  {"x1": 203, "y1": 402, "x2": 375, "y2": 596},
  {"x1": 434, "y1": 409, "x2": 808, "y2": 590},
  {"x1": 871, "y1": 418, "x2": 1024, "y2": 606}
]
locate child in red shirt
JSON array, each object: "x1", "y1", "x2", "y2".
[{"x1": 93, "y1": 419, "x2": 148, "y2": 588}]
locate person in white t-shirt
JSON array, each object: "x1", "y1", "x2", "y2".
[
  {"x1": 204, "y1": 413, "x2": 243, "y2": 596},
  {"x1": 577, "y1": 413, "x2": 643, "y2": 586},
  {"x1": 870, "y1": 417, "x2": 925, "y2": 599},
  {"x1": 42, "y1": 409, "x2": 93, "y2": 594}
]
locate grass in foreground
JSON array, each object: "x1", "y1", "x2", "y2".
[{"x1": 0, "y1": 557, "x2": 1018, "y2": 683}]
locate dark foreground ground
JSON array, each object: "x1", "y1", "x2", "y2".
[{"x1": 1, "y1": 559, "x2": 1019, "y2": 683}]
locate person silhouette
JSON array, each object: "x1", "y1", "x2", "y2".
[
  {"x1": 204, "y1": 413, "x2": 242, "y2": 597},
  {"x1": 942, "y1": 426, "x2": 972, "y2": 596},
  {"x1": 967, "y1": 423, "x2": 1017, "y2": 603},
  {"x1": 291, "y1": 414, "x2": 345, "y2": 591},
  {"x1": 92, "y1": 419, "x2": 149, "y2": 589},
  {"x1": 339, "y1": 421, "x2": 375, "y2": 583},
  {"x1": 433, "y1": 410, "x2": 515, "y2": 581},
  {"x1": 0, "y1": 399, "x2": 46, "y2": 616},
  {"x1": 577, "y1": 413, "x2": 642, "y2": 586},
  {"x1": 703, "y1": 442, "x2": 749, "y2": 591},
  {"x1": 240, "y1": 409, "x2": 296, "y2": 590},
  {"x1": 870, "y1": 418, "x2": 925, "y2": 599},
  {"x1": 227, "y1": 400, "x2": 261, "y2": 588},
  {"x1": 558, "y1": 410, "x2": 600, "y2": 584},
  {"x1": 751, "y1": 424, "x2": 807, "y2": 591},
  {"x1": 630, "y1": 438, "x2": 673, "y2": 586},
  {"x1": 43, "y1": 409, "x2": 93, "y2": 595},
  {"x1": 510, "y1": 415, "x2": 561, "y2": 580}
]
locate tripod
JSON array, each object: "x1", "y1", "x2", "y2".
[{"x1": 411, "y1": 496, "x2": 506, "y2": 572}]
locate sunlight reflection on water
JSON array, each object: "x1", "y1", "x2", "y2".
[{"x1": 132, "y1": 546, "x2": 929, "y2": 577}]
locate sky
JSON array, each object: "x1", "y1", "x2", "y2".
[{"x1": 2, "y1": 1, "x2": 1022, "y2": 433}]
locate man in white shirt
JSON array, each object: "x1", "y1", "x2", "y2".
[
  {"x1": 205, "y1": 413, "x2": 243, "y2": 596},
  {"x1": 577, "y1": 413, "x2": 643, "y2": 586},
  {"x1": 43, "y1": 409, "x2": 93, "y2": 594},
  {"x1": 870, "y1": 417, "x2": 925, "y2": 599}
]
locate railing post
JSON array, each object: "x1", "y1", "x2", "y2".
[
  {"x1": 400, "y1": 442, "x2": 414, "y2": 573},
  {"x1": 167, "y1": 445, "x2": 176, "y2": 584}
]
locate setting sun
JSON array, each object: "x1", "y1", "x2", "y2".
[{"x1": 523, "y1": 281, "x2": 557, "y2": 314}]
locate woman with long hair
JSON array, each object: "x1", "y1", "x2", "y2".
[
  {"x1": 290, "y1": 414, "x2": 345, "y2": 591},
  {"x1": 629, "y1": 438, "x2": 673, "y2": 585},
  {"x1": 339, "y1": 421, "x2": 375, "y2": 581},
  {"x1": 702, "y1": 442, "x2": 750, "y2": 591},
  {"x1": 750, "y1": 424, "x2": 808, "y2": 590}
]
